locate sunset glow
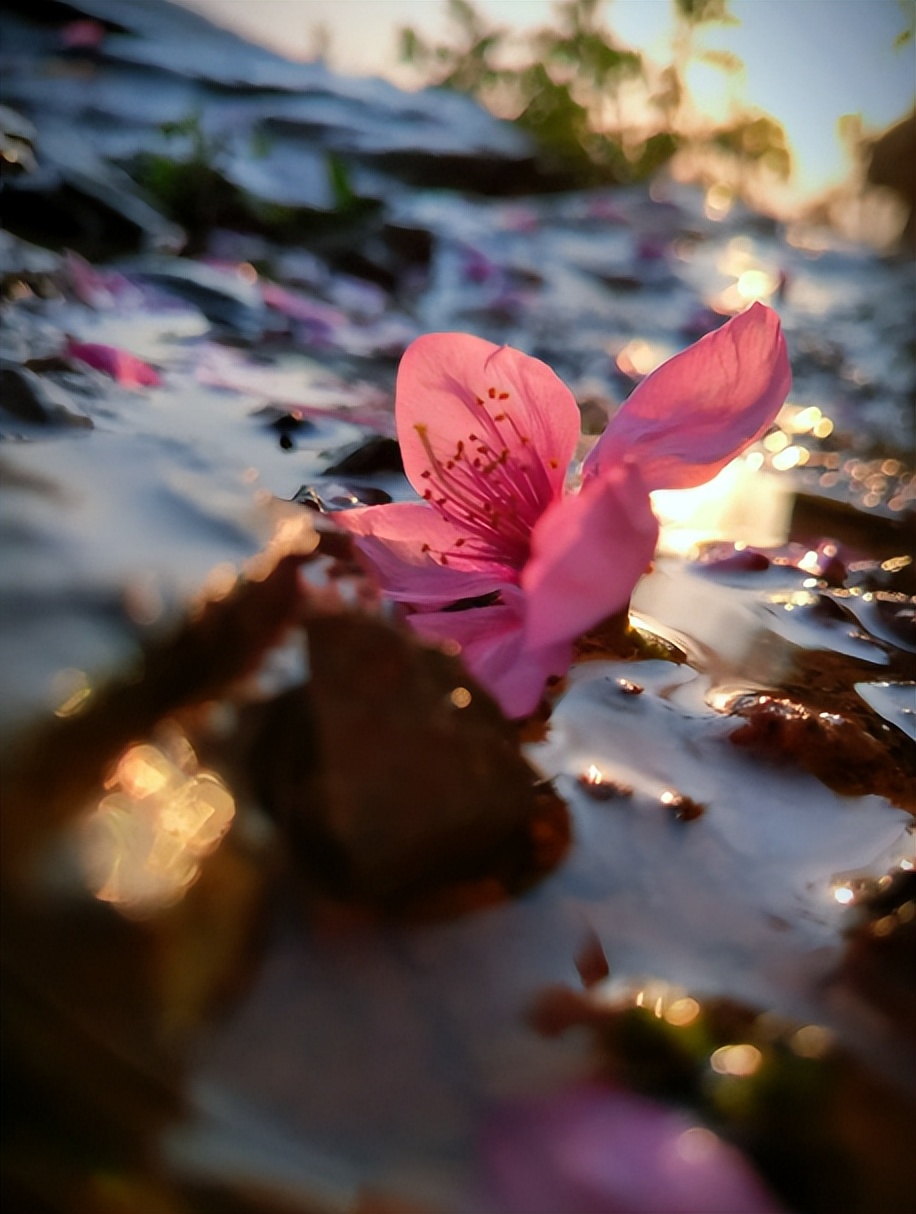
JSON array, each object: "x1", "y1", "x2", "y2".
[{"x1": 179, "y1": 0, "x2": 915, "y2": 211}]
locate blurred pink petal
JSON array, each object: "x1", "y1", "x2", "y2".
[
  {"x1": 66, "y1": 340, "x2": 161, "y2": 388},
  {"x1": 64, "y1": 252, "x2": 145, "y2": 310},
  {"x1": 60, "y1": 19, "x2": 106, "y2": 49},
  {"x1": 261, "y1": 281, "x2": 347, "y2": 331},
  {"x1": 473, "y1": 1082, "x2": 784, "y2": 1214},
  {"x1": 585, "y1": 303, "x2": 790, "y2": 491}
]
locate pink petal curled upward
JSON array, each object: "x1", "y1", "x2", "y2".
[
  {"x1": 66, "y1": 340, "x2": 162, "y2": 388},
  {"x1": 472, "y1": 1081, "x2": 784, "y2": 1214},
  {"x1": 585, "y1": 303, "x2": 790, "y2": 491}
]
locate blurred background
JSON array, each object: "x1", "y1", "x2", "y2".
[
  {"x1": 2, "y1": 5, "x2": 915, "y2": 1213},
  {"x1": 178, "y1": 0, "x2": 916, "y2": 240}
]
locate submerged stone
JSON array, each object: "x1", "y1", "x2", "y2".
[
  {"x1": 0, "y1": 362, "x2": 93, "y2": 429},
  {"x1": 250, "y1": 611, "x2": 568, "y2": 907}
]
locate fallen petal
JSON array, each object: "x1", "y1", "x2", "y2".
[
  {"x1": 411, "y1": 586, "x2": 570, "y2": 720},
  {"x1": 473, "y1": 1081, "x2": 785, "y2": 1214},
  {"x1": 523, "y1": 461, "x2": 659, "y2": 650},
  {"x1": 66, "y1": 340, "x2": 161, "y2": 388},
  {"x1": 586, "y1": 303, "x2": 790, "y2": 491}
]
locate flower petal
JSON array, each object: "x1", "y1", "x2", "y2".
[
  {"x1": 410, "y1": 587, "x2": 571, "y2": 719},
  {"x1": 396, "y1": 332, "x2": 580, "y2": 520},
  {"x1": 585, "y1": 303, "x2": 790, "y2": 491},
  {"x1": 522, "y1": 461, "x2": 659, "y2": 650},
  {"x1": 474, "y1": 1081, "x2": 785, "y2": 1214},
  {"x1": 339, "y1": 502, "x2": 518, "y2": 602},
  {"x1": 66, "y1": 340, "x2": 162, "y2": 388}
]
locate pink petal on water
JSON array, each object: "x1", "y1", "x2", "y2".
[
  {"x1": 586, "y1": 303, "x2": 790, "y2": 491},
  {"x1": 261, "y1": 281, "x2": 347, "y2": 329},
  {"x1": 60, "y1": 19, "x2": 106, "y2": 49},
  {"x1": 64, "y1": 252, "x2": 145, "y2": 310},
  {"x1": 523, "y1": 461, "x2": 658, "y2": 650},
  {"x1": 66, "y1": 341, "x2": 161, "y2": 388}
]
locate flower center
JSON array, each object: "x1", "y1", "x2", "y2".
[{"x1": 413, "y1": 384, "x2": 560, "y2": 569}]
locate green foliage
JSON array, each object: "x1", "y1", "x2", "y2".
[
  {"x1": 399, "y1": 0, "x2": 791, "y2": 197},
  {"x1": 129, "y1": 114, "x2": 372, "y2": 245},
  {"x1": 893, "y1": 0, "x2": 915, "y2": 47},
  {"x1": 674, "y1": 0, "x2": 737, "y2": 26},
  {"x1": 400, "y1": 0, "x2": 661, "y2": 184},
  {"x1": 132, "y1": 111, "x2": 233, "y2": 232},
  {"x1": 710, "y1": 113, "x2": 792, "y2": 180},
  {"x1": 398, "y1": 0, "x2": 510, "y2": 94}
]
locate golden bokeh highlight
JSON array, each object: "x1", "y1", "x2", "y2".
[{"x1": 79, "y1": 730, "x2": 235, "y2": 917}]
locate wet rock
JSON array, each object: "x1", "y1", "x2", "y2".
[
  {"x1": 1, "y1": 120, "x2": 185, "y2": 258},
  {"x1": 119, "y1": 255, "x2": 264, "y2": 337},
  {"x1": 291, "y1": 481, "x2": 392, "y2": 511},
  {"x1": 0, "y1": 550, "x2": 314, "y2": 878},
  {"x1": 577, "y1": 770, "x2": 633, "y2": 801},
  {"x1": 659, "y1": 789, "x2": 705, "y2": 822},
  {"x1": 0, "y1": 361, "x2": 93, "y2": 429},
  {"x1": 0, "y1": 103, "x2": 37, "y2": 177},
  {"x1": 0, "y1": 0, "x2": 556, "y2": 271},
  {"x1": 837, "y1": 869, "x2": 916, "y2": 1037},
  {"x1": 728, "y1": 693, "x2": 916, "y2": 810},
  {"x1": 250, "y1": 611, "x2": 565, "y2": 906},
  {"x1": 790, "y1": 491, "x2": 914, "y2": 563},
  {"x1": 0, "y1": 229, "x2": 62, "y2": 298},
  {"x1": 865, "y1": 108, "x2": 916, "y2": 252},
  {"x1": 323, "y1": 434, "x2": 404, "y2": 476},
  {"x1": 574, "y1": 928, "x2": 610, "y2": 989},
  {"x1": 695, "y1": 544, "x2": 772, "y2": 574},
  {"x1": 251, "y1": 404, "x2": 318, "y2": 436}
]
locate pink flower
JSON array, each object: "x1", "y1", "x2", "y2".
[
  {"x1": 469, "y1": 1081, "x2": 785, "y2": 1214},
  {"x1": 66, "y1": 340, "x2": 162, "y2": 389},
  {"x1": 337, "y1": 304, "x2": 790, "y2": 718}
]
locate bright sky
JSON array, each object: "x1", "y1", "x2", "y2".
[{"x1": 179, "y1": 0, "x2": 916, "y2": 206}]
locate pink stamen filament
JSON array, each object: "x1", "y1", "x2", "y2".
[{"x1": 414, "y1": 424, "x2": 546, "y2": 562}]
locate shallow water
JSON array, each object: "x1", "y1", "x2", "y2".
[{"x1": 1, "y1": 3, "x2": 914, "y2": 1212}]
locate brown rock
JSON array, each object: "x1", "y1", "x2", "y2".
[{"x1": 252, "y1": 611, "x2": 565, "y2": 906}]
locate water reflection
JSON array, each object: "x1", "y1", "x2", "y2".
[{"x1": 78, "y1": 727, "x2": 235, "y2": 917}]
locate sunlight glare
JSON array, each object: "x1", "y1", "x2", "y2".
[{"x1": 80, "y1": 734, "x2": 235, "y2": 917}]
